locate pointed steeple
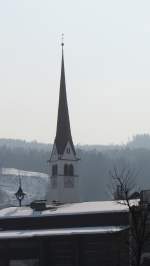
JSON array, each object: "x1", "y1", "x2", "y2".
[
  {"x1": 47, "y1": 39, "x2": 80, "y2": 204},
  {"x1": 54, "y1": 41, "x2": 76, "y2": 155}
]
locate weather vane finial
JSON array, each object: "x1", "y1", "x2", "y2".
[{"x1": 61, "y1": 33, "x2": 64, "y2": 47}]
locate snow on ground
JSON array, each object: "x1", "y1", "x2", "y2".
[
  {"x1": 0, "y1": 168, "x2": 49, "y2": 208},
  {"x1": 1, "y1": 168, "x2": 48, "y2": 178}
]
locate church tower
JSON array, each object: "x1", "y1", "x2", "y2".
[{"x1": 48, "y1": 41, "x2": 80, "y2": 203}]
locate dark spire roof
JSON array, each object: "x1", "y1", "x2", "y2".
[{"x1": 54, "y1": 43, "x2": 76, "y2": 155}]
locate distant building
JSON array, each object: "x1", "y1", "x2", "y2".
[{"x1": 47, "y1": 42, "x2": 80, "y2": 203}]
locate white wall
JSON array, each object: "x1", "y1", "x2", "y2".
[{"x1": 47, "y1": 141, "x2": 80, "y2": 203}]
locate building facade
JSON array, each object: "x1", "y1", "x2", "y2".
[{"x1": 0, "y1": 201, "x2": 129, "y2": 266}]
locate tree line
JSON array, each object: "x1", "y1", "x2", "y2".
[{"x1": 0, "y1": 135, "x2": 150, "y2": 201}]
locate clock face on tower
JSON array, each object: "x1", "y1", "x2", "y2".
[{"x1": 64, "y1": 176, "x2": 74, "y2": 188}]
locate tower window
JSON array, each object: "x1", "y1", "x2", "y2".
[
  {"x1": 52, "y1": 164, "x2": 58, "y2": 176},
  {"x1": 64, "y1": 164, "x2": 74, "y2": 176},
  {"x1": 66, "y1": 148, "x2": 70, "y2": 153},
  {"x1": 69, "y1": 164, "x2": 74, "y2": 176},
  {"x1": 64, "y1": 164, "x2": 68, "y2": 176}
]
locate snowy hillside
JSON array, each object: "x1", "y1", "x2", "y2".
[{"x1": 0, "y1": 168, "x2": 49, "y2": 208}]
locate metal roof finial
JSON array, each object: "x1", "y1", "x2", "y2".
[
  {"x1": 15, "y1": 175, "x2": 26, "y2": 207},
  {"x1": 61, "y1": 33, "x2": 64, "y2": 47}
]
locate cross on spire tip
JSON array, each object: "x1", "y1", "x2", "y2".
[{"x1": 61, "y1": 33, "x2": 64, "y2": 47}]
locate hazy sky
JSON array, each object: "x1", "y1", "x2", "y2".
[{"x1": 0, "y1": 0, "x2": 150, "y2": 145}]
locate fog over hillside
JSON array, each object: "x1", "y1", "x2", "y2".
[
  {"x1": 1, "y1": 134, "x2": 150, "y2": 151},
  {"x1": 0, "y1": 134, "x2": 150, "y2": 202}
]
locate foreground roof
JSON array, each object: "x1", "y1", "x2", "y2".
[
  {"x1": 0, "y1": 200, "x2": 131, "y2": 234},
  {"x1": 0, "y1": 226, "x2": 128, "y2": 239},
  {"x1": 0, "y1": 201, "x2": 130, "y2": 219}
]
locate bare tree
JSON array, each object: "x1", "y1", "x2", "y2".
[
  {"x1": 109, "y1": 166, "x2": 138, "y2": 201},
  {"x1": 109, "y1": 165, "x2": 150, "y2": 266}
]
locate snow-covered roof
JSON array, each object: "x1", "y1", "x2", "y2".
[
  {"x1": 0, "y1": 226, "x2": 129, "y2": 239},
  {"x1": 0, "y1": 200, "x2": 131, "y2": 219}
]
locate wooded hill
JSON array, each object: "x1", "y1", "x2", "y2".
[{"x1": 0, "y1": 134, "x2": 150, "y2": 201}]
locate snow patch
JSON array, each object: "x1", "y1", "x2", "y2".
[{"x1": 0, "y1": 168, "x2": 49, "y2": 208}]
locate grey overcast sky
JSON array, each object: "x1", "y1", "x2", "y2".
[{"x1": 0, "y1": 0, "x2": 150, "y2": 145}]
